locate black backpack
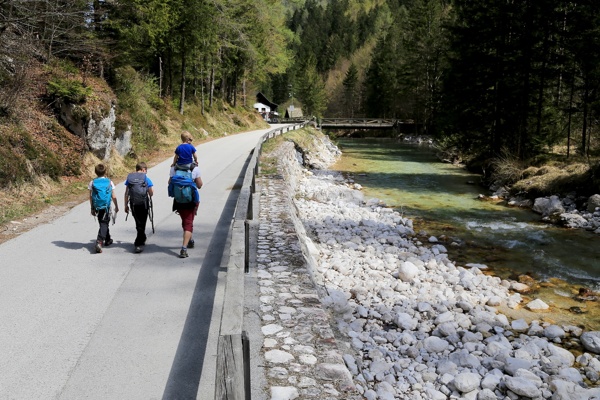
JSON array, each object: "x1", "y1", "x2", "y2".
[{"x1": 127, "y1": 172, "x2": 149, "y2": 208}]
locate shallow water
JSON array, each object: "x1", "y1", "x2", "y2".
[{"x1": 332, "y1": 138, "x2": 600, "y2": 329}]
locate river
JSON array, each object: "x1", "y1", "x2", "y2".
[{"x1": 332, "y1": 138, "x2": 600, "y2": 329}]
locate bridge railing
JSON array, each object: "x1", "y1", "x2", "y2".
[
  {"x1": 319, "y1": 117, "x2": 397, "y2": 127},
  {"x1": 214, "y1": 121, "x2": 307, "y2": 400}
]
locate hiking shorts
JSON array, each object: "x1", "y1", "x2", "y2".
[{"x1": 178, "y1": 208, "x2": 196, "y2": 233}]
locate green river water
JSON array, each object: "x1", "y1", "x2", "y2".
[{"x1": 332, "y1": 138, "x2": 600, "y2": 330}]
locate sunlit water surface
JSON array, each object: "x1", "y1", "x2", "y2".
[{"x1": 332, "y1": 138, "x2": 600, "y2": 330}]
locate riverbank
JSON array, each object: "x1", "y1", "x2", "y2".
[{"x1": 262, "y1": 129, "x2": 600, "y2": 399}]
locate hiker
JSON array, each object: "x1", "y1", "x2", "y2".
[
  {"x1": 89, "y1": 163, "x2": 119, "y2": 253},
  {"x1": 168, "y1": 164, "x2": 203, "y2": 258},
  {"x1": 124, "y1": 162, "x2": 154, "y2": 253},
  {"x1": 171, "y1": 131, "x2": 198, "y2": 170}
]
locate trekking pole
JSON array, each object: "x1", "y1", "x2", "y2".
[{"x1": 149, "y1": 197, "x2": 155, "y2": 233}]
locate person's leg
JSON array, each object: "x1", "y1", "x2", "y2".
[
  {"x1": 97, "y1": 210, "x2": 109, "y2": 241},
  {"x1": 132, "y1": 205, "x2": 149, "y2": 246},
  {"x1": 187, "y1": 203, "x2": 199, "y2": 248},
  {"x1": 96, "y1": 209, "x2": 110, "y2": 252},
  {"x1": 178, "y1": 208, "x2": 195, "y2": 257},
  {"x1": 183, "y1": 230, "x2": 192, "y2": 247}
]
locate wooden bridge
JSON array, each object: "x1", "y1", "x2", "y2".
[
  {"x1": 318, "y1": 118, "x2": 415, "y2": 130},
  {"x1": 277, "y1": 117, "x2": 416, "y2": 132}
]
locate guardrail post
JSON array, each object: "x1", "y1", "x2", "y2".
[
  {"x1": 247, "y1": 189, "x2": 253, "y2": 221},
  {"x1": 244, "y1": 220, "x2": 249, "y2": 273}
]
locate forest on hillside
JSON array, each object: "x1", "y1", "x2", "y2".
[
  {"x1": 273, "y1": 0, "x2": 600, "y2": 164},
  {"x1": 1, "y1": 0, "x2": 599, "y2": 179}
]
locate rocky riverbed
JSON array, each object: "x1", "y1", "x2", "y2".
[{"x1": 272, "y1": 131, "x2": 600, "y2": 399}]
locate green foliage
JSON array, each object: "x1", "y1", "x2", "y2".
[
  {"x1": 297, "y1": 57, "x2": 327, "y2": 118},
  {"x1": 47, "y1": 78, "x2": 92, "y2": 104},
  {"x1": 343, "y1": 63, "x2": 359, "y2": 117},
  {"x1": 113, "y1": 66, "x2": 165, "y2": 152}
]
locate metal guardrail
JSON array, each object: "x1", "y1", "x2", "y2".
[{"x1": 214, "y1": 122, "x2": 307, "y2": 400}]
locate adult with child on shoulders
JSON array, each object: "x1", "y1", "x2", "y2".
[{"x1": 169, "y1": 132, "x2": 203, "y2": 258}]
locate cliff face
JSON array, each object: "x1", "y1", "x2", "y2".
[
  {"x1": 56, "y1": 99, "x2": 132, "y2": 160},
  {"x1": 0, "y1": 58, "x2": 135, "y2": 188}
]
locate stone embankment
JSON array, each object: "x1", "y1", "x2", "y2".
[{"x1": 253, "y1": 131, "x2": 600, "y2": 399}]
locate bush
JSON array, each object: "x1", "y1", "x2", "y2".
[
  {"x1": 113, "y1": 67, "x2": 165, "y2": 153},
  {"x1": 47, "y1": 78, "x2": 91, "y2": 104},
  {"x1": 490, "y1": 151, "x2": 525, "y2": 186}
]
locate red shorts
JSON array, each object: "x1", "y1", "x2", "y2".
[{"x1": 178, "y1": 207, "x2": 197, "y2": 232}]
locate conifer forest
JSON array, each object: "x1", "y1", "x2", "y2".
[{"x1": 1, "y1": 0, "x2": 600, "y2": 162}]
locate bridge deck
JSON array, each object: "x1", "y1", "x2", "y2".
[{"x1": 318, "y1": 118, "x2": 411, "y2": 129}]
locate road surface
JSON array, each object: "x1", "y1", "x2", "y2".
[{"x1": 0, "y1": 127, "x2": 274, "y2": 400}]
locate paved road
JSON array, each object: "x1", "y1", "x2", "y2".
[{"x1": 0, "y1": 127, "x2": 275, "y2": 400}]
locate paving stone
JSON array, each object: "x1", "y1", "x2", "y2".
[{"x1": 248, "y1": 176, "x2": 360, "y2": 399}]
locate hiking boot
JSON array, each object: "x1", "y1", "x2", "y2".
[
  {"x1": 187, "y1": 239, "x2": 195, "y2": 249},
  {"x1": 95, "y1": 241, "x2": 103, "y2": 253},
  {"x1": 179, "y1": 249, "x2": 189, "y2": 258},
  {"x1": 104, "y1": 238, "x2": 114, "y2": 247},
  {"x1": 134, "y1": 245, "x2": 144, "y2": 253}
]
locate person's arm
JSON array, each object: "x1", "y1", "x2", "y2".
[
  {"x1": 111, "y1": 183, "x2": 119, "y2": 213},
  {"x1": 124, "y1": 186, "x2": 130, "y2": 214},
  {"x1": 195, "y1": 176, "x2": 203, "y2": 189},
  {"x1": 171, "y1": 154, "x2": 178, "y2": 167},
  {"x1": 89, "y1": 190, "x2": 95, "y2": 216}
]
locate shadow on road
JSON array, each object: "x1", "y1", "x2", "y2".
[{"x1": 162, "y1": 151, "x2": 252, "y2": 399}]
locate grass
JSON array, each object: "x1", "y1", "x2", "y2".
[
  {"x1": 485, "y1": 144, "x2": 600, "y2": 199},
  {"x1": 510, "y1": 162, "x2": 592, "y2": 198}
]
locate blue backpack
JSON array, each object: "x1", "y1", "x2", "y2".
[
  {"x1": 92, "y1": 177, "x2": 112, "y2": 211},
  {"x1": 169, "y1": 169, "x2": 198, "y2": 204}
]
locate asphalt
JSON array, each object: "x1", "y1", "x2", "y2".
[{"x1": 0, "y1": 127, "x2": 275, "y2": 400}]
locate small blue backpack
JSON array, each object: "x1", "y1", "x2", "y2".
[{"x1": 92, "y1": 177, "x2": 112, "y2": 211}]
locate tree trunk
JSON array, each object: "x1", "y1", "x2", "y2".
[
  {"x1": 566, "y1": 76, "x2": 574, "y2": 158},
  {"x1": 159, "y1": 56, "x2": 163, "y2": 98},
  {"x1": 232, "y1": 71, "x2": 237, "y2": 107},
  {"x1": 201, "y1": 63, "x2": 205, "y2": 115},
  {"x1": 581, "y1": 85, "x2": 589, "y2": 156},
  {"x1": 179, "y1": 44, "x2": 186, "y2": 115},
  {"x1": 193, "y1": 61, "x2": 197, "y2": 99},
  {"x1": 209, "y1": 62, "x2": 215, "y2": 108},
  {"x1": 242, "y1": 77, "x2": 246, "y2": 107}
]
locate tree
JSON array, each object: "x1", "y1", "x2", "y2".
[
  {"x1": 297, "y1": 57, "x2": 327, "y2": 118},
  {"x1": 343, "y1": 63, "x2": 359, "y2": 117}
]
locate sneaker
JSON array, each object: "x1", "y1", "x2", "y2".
[
  {"x1": 134, "y1": 245, "x2": 144, "y2": 253},
  {"x1": 179, "y1": 249, "x2": 189, "y2": 258},
  {"x1": 95, "y1": 241, "x2": 103, "y2": 253},
  {"x1": 187, "y1": 239, "x2": 195, "y2": 249},
  {"x1": 104, "y1": 238, "x2": 114, "y2": 247}
]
